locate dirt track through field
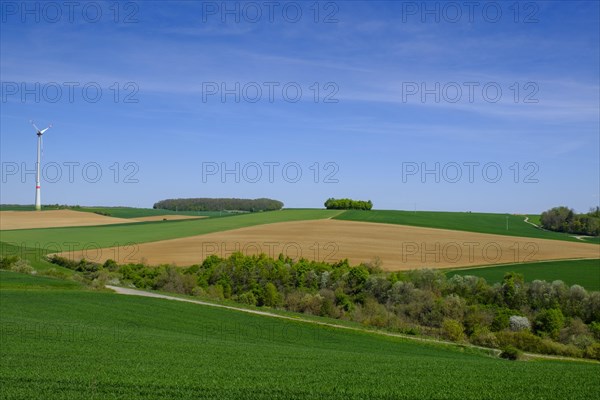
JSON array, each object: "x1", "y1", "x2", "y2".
[
  {"x1": 60, "y1": 219, "x2": 600, "y2": 270},
  {"x1": 0, "y1": 210, "x2": 134, "y2": 230}
]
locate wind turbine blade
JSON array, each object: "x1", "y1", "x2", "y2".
[
  {"x1": 40, "y1": 127, "x2": 50, "y2": 134},
  {"x1": 32, "y1": 122, "x2": 41, "y2": 132}
]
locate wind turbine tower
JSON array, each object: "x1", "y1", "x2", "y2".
[{"x1": 31, "y1": 121, "x2": 52, "y2": 211}]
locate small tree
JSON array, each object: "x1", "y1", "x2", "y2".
[
  {"x1": 509, "y1": 316, "x2": 531, "y2": 332},
  {"x1": 261, "y1": 282, "x2": 281, "y2": 307},
  {"x1": 502, "y1": 272, "x2": 525, "y2": 309},
  {"x1": 238, "y1": 291, "x2": 257, "y2": 306},
  {"x1": 534, "y1": 308, "x2": 565, "y2": 339},
  {"x1": 500, "y1": 345, "x2": 522, "y2": 361},
  {"x1": 442, "y1": 318, "x2": 466, "y2": 342}
]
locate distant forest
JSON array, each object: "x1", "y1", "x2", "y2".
[
  {"x1": 541, "y1": 206, "x2": 599, "y2": 236},
  {"x1": 325, "y1": 198, "x2": 373, "y2": 210},
  {"x1": 153, "y1": 198, "x2": 284, "y2": 212}
]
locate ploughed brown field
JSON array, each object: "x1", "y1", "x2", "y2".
[
  {"x1": 0, "y1": 210, "x2": 132, "y2": 230},
  {"x1": 131, "y1": 215, "x2": 206, "y2": 222},
  {"x1": 57, "y1": 219, "x2": 600, "y2": 270}
]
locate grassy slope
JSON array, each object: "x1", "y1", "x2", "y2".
[
  {"x1": 0, "y1": 242, "x2": 73, "y2": 275},
  {"x1": 449, "y1": 259, "x2": 600, "y2": 291},
  {"x1": 335, "y1": 210, "x2": 598, "y2": 243},
  {"x1": 0, "y1": 209, "x2": 341, "y2": 252},
  {"x1": 1, "y1": 271, "x2": 598, "y2": 400}
]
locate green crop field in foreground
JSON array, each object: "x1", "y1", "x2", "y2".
[
  {"x1": 1, "y1": 271, "x2": 598, "y2": 400},
  {"x1": 335, "y1": 210, "x2": 598, "y2": 244},
  {"x1": 0, "y1": 209, "x2": 341, "y2": 253},
  {"x1": 449, "y1": 259, "x2": 600, "y2": 291}
]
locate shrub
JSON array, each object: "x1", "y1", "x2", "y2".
[
  {"x1": 361, "y1": 298, "x2": 389, "y2": 328},
  {"x1": 496, "y1": 330, "x2": 583, "y2": 357},
  {"x1": 346, "y1": 266, "x2": 369, "y2": 293},
  {"x1": 335, "y1": 289, "x2": 354, "y2": 312},
  {"x1": 261, "y1": 282, "x2": 281, "y2": 307},
  {"x1": 500, "y1": 345, "x2": 522, "y2": 360},
  {"x1": 491, "y1": 308, "x2": 514, "y2": 331},
  {"x1": 589, "y1": 321, "x2": 600, "y2": 340},
  {"x1": 470, "y1": 327, "x2": 498, "y2": 348},
  {"x1": 7, "y1": 259, "x2": 35, "y2": 275},
  {"x1": 207, "y1": 284, "x2": 225, "y2": 300},
  {"x1": 559, "y1": 318, "x2": 590, "y2": 346},
  {"x1": 442, "y1": 319, "x2": 466, "y2": 342},
  {"x1": 537, "y1": 339, "x2": 582, "y2": 358},
  {"x1": 463, "y1": 305, "x2": 494, "y2": 336},
  {"x1": 238, "y1": 291, "x2": 258, "y2": 306},
  {"x1": 39, "y1": 268, "x2": 68, "y2": 279},
  {"x1": 300, "y1": 293, "x2": 324, "y2": 315},
  {"x1": 91, "y1": 271, "x2": 111, "y2": 290},
  {"x1": 534, "y1": 308, "x2": 565, "y2": 339},
  {"x1": 0, "y1": 256, "x2": 19, "y2": 270},
  {"x1": 319, "y1": 289, "x2": 341, "y2": 318},
  {"x1": 584, "y1": 292, "x2": 600, "y2": 323},
  {"x1": 496, "y1": 330, "x2": 542, "y2": 353},
  {"x1": 285, "y1": 290, "x2": 305, "y2": 313},
  {"x1": 403, "y1": 326, "x2": 421, "y2": 336},
  {"x1": 501, "y1": 272, "x2": 525, "y2": 309},
  {"x1": 319, "y1": 297, "x2": 340, "y2": 318},
  {"x1": 48, "y1": 255, "x2": 80, "y2": 270},
  {"x1": 103, "y1": 259, "x2": 119, "y2": 272},
  {"x1": 584, "y1": 343, "x2": 600, "y2": 360},
  {"x1": 569, "y1": 335, "x2": 594, "y2": 350},
  {"x1": 509, "y1": 316, "x2": 531, "y2": 332},
  {"x1": 388, "y1": 281, "x2": 415, "y2": 305},
  {"x1": 154, "y1": 266, "x2": 196, "y2": 295}
]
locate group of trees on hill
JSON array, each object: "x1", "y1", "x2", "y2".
[
  {"x1": 153, "y1": 198, "x2": 283, "y2": 212},
  {"x1": 44, "y1": 252, "x2": 600, "y2": 361},
  {"x1": 325, "y1": 198, "x2": 373, "y2": 210},
  {"x1": 540, "y1": 206, "x2": 599, "y2": 236}
]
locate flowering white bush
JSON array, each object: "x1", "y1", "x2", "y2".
[{"x1": 509, "y1": 315, "x2": 531, "y2": 332}]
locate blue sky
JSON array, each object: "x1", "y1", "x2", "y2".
[{"x1": 1, "y1": 1, "x2": 598, "y2": 213}]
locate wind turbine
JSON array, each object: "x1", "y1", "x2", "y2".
[{"x1": 30, "y1": 121, "x2": 52, "y2": 211}]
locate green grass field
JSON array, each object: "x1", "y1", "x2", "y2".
[
  {"x1": 0, "y1": 209, "x2": 341, "y2": 253},
  {"x1": 1, "y1": 271, "x2": 598, "y2": 399},
  {"x1": 335, "y1": 210, "x2": 597, "y2": 244},
  {"x1": 0, "y1": 204, "x2": 228, "y2": 218},
  {"x1": 1, "y1": 204, "x2": 55, "y2": 211},
  {"x1": 0, "y1": 270, "x2": 82, "y2": 290},
  {"x1": 69, "y1": 206, "x2": 227, "y2": 218},
  {"x1": 449, "y1": 259, "x2": 600, "y2": 291}
]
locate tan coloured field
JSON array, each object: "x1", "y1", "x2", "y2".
[
  {"x1": 59, "y1": 219, "x2": 600, "y2": 270},
  {"x1": 0, "y1": 210, "x2": 133, "y2": 230},
  {"x1": 131, "y1": 215, "x2": 207, "y2": 222}
]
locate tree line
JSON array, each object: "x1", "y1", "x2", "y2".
[
  {"x1": 325, "y1": 198, "x2": 373, "y2": 210},
  {"x1": 153, "y1": 198, "x2": 284, "y2": 212},
  {"x1": 41, "y1": 252, "x2": 600, "y2": 361},
  {"x1": 540, "y1": 206, "x2": 599, "y2": 236}
]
